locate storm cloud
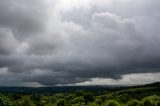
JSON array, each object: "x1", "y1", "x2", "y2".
[{"x1": 0, "y1": 0, "x2": 160, "y2": 86}]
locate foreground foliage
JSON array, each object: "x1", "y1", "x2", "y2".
[{"x1": 0, "y1": 85, "x2": 160, "y2": 106}]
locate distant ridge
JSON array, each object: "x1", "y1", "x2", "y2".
[{"x1": 0, "y1": 82, "x2": 159, "y2": 94}]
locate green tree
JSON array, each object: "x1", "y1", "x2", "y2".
[
  {"x1": 71, "y1": 96, "x2": 84, "y2": 104},
  {"x1": 105, "y1": 100, "x2": 120, "y2": 106},
  {"x1": 127, "y1": 100, "x2": 142, "y2": 106},
  {"x1": 76, "y1": 90, "x2": 84, "y2": 96},
  {"x1": 95, "y1": 98, "x2": 102, "y2": 105},
  {"x1": 21, "y1": 98, "x2": 35, "y2": 106},
  {"x1": 83, "y1": 93, "x2": 94, "y2": 104},
  {"x1": 156, "y1": 101, "x2": 160, "y2": 106},
  {"x1": 30, "y1": 94, "x2": 44, "y2": 106},
  {"x1": 0, "y1": 96, "x2": 11, "y2": 106},
  {"x1": 142, "y1": 98, "x2": 154, "y2": 106},
  {"x1": 57, "y1": 99, "x2": 66, "y2": 106},
  {"x1": 118, "y1": 94, "x2": 130, "y2": 103},
  {"x1": 12, "y1": 94, "x2": 21, "y2": 101}
]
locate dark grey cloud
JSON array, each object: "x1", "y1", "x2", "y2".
[
  {"x1": 0, "y1": 0, "x2": 47, "y2": 37},
  {"x1": 0, "y1": 0, "x2": 160, "y2": 86}
]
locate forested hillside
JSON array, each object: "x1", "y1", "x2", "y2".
[{"x1": 0, "y1": 82, "x2": 160, "y2": 106}]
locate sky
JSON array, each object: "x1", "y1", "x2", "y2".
[{"x1": 0, "y1": 0, "x2": 160, "y2": 87}]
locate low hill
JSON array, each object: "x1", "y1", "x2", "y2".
[{"x1": 0, "y1": 82, "x2": 159, "y2": 94}]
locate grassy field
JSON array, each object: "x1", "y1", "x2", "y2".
[{"x1": 0, "y1": 82, "x2": 160, "y2": 106}]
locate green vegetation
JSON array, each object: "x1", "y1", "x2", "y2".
[
  {"x1": 0, "y1": 83, "x2": 160, "y2": 106},
  {"x1": 0, "y1": 96, "x2": 11, "y2": 106}
]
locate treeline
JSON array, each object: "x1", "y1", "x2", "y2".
[
  {"x1": 0, "y1": 82, "x2": 159, "y2": 94},
  {"x1": 0, "y1": 86, "x2": 160, "y2": 106}
]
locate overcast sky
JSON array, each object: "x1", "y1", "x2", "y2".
[{"x1": 0, "y1": 0, "x2": 160, "y2": 87}]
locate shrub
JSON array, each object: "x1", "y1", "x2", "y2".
[
  {"x1": 100, "y1": 95, "x2": 107, "y2": 103},
  {"x1": 72, "y1": 103, "x2": 85, "y2": 106},
  {"x1": 95, "y1": 98, "x2": 102, "y2": 105},
  {"x1": 54, "y1": 93, "x2": 64, "y2": 99},
  {"x1": 156, "y1": 101, "x2": 160, "y2": 106},
  {"x1": 30, "y1": 94, "x2": 44, "y2": 106},
  {"x1": 71, "y1": 96, "x2": 84, "y2": 104},
  {"x1": 76, "y1": 90, "x2": 84, "y2": 96},
  {"x1": 83, "y1": 93, "x2": 94, "y2": 104},
  {"x1": 142, "y1": 98, "x2": 154, "y2": 106},
  {"x1": 45, "y1": 103, "x2": 57, "y2": 106},
  {"x1": 106, "y1": 94, "x2": 114, "y2": 100},
  {"x1": 118, "y1": 94, "x2": 130, "y2": 103},
  {"x1": 104, "y1": 100, "x2": 120, "y2": 106},
  {"x1": 66, "y1": 94, "x2": 76, "y2": 101},
  {"x1": 127, "y1": 100, "x2": 142, "y2": 106},
  {"x1": 12, "y1": 94, "x2": 22, "y2": 100},
  {"x1": 30, "y1": 94, "x2": 42, "y2": 102},
  {"x1": 151, "y1": 95, "x2": 159, "y2": 102},
  {"x1": 0, "y1": 96, "x2": 11, "y2": 106},
  {"x1": 50, "y1": 96, "x2": 57, "y2": 104},
  {"x1": 57, "y1": 99, "x2": 66, "y2": 106},
  {"x1": 99, "y1": 94, "x2": 114, "y2": 104},
  {"x1": 21, "y1": 98, "x2": 35, "y2": 106},
  {"x1": 87, "y1": 102, "x2": 99, "y2": 106}
]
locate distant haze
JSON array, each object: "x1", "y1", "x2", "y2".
[{"x1": 0, "y1": 0, "x2": 160, "y2": 87}]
